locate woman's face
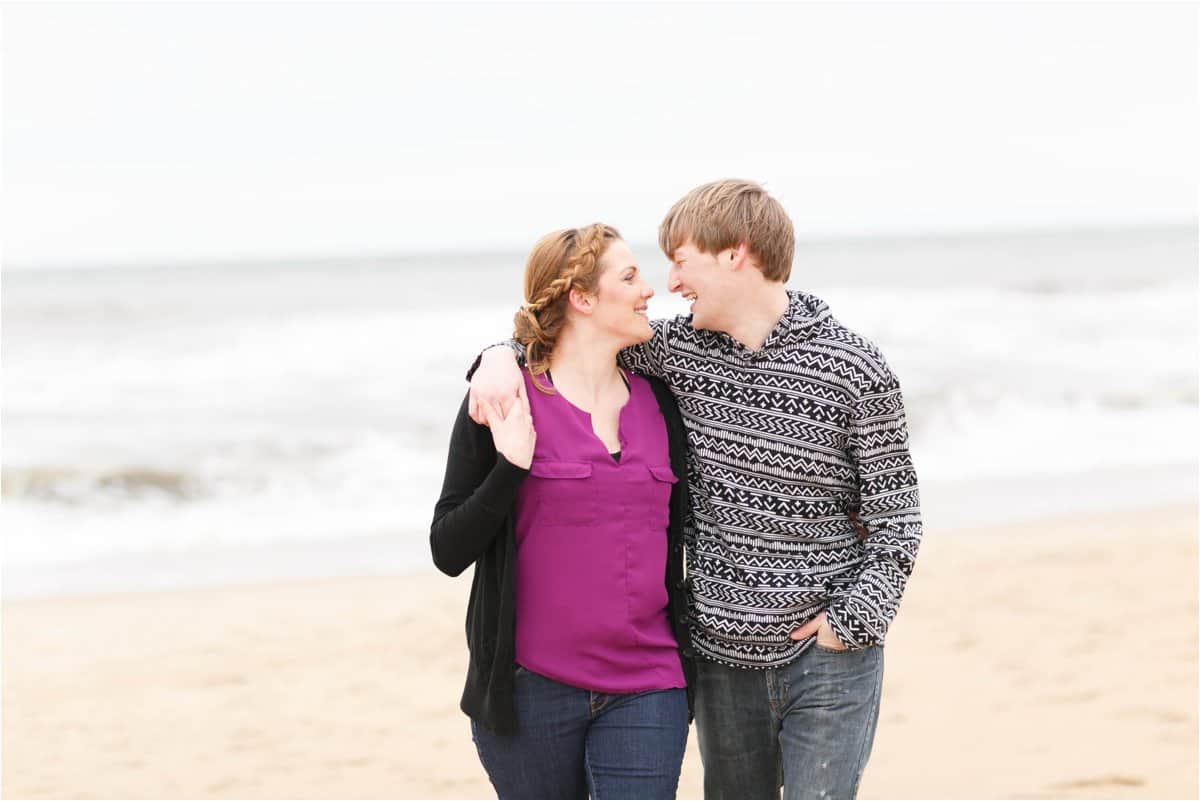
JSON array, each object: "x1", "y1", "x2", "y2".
[{"x1": 590, "y1": 239, "x2": 654, "y2": 346}]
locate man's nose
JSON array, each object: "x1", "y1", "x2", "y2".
[{"x1": 666, "y1": 265, "x2": 681, "y2": 293}]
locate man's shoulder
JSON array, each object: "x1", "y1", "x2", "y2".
[
  {"x1": 653, "y1": 311, "x2": 755, "y2": 349},
  {"x1": 809, "y1": 315, "x2": 897, "y2": 389},
  {"x1": 816, "y1": 314, "x2": 886, "y2": 359},
  {"x1": 650, "y1": 313, "x2": 689, "y2": 338},
  {"x1": 649, "y1": 313, "x2": 726, "y2": 353}
]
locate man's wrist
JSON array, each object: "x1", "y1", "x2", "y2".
[
  {"x1": 466, "y1": 340, "x2": 523, "y2": 382},
  {"x1": 482, "y1": 345, "x2": 515, "y2": 361},
  {"x1": 508, "y1": 339, "x2": 527, "y2": 367}
]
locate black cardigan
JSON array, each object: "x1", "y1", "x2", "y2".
[{"x1": 429, "y1": 375, "x2": 696, "y2": 735}]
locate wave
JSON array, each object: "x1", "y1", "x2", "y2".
[
  {"x1": 2, "y1": 466, "x2": 208, "y2": 503},
  {"x1": 4, "y1": 261, "x2": 1196, "y2": 575}
]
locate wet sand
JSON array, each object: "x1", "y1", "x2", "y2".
[{"x1": 3, "y1": 506, "x2": 1196, "y2": 799}]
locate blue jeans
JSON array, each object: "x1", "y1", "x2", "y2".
[
  {"x1": 693, "y1": 644, "x2": 884, "y2": 800},
  {"x1": 471, "y1": 665, "x2": 690, "y2": 799}
]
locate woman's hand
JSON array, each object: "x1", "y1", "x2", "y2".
[{"x1": 479, "y1": 382, "x2": 537, "y2": 470}]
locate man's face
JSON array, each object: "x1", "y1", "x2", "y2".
[{"x1": 667, "y1": 239, "x2": 730, "y2": 332}]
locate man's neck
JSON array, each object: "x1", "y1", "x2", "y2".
[{"x1": 721, "y1": 283, "x2": 790, "y2": 352}]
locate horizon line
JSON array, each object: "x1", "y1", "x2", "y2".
[{"x1": 4, "y1": 220, "x2": 1195, "y2": 274}]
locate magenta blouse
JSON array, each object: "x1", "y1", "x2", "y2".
[{"x1": 512, "y1": 368, "x2": 686, "y2": 693}]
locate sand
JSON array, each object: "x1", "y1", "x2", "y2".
[{"x1": 3, "y1": 505, "x2": 1196, "y2": 799}]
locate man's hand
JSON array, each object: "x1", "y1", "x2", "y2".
[
  {"x1": 469, "y1": 346, "x2": 524, "y2": 425},
  {"x1": 478, "y1": 382, "x2": 537, "y2": 469},
  {"x1": 789, "y1": 611, "x2": 848, "y2": 651},
  {"x1": 849, "y1": 507, "x2": 869, "y2": 539}
]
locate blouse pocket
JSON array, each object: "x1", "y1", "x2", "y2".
[
  {"x1": 635, "y1": 465, "x2": 677, "y2": 531},
  {"x1": 648, "y1": 465, "x2": 679, "y2": 484},
  {"x1": 526, "y1": 460, "x2": 595, "y2": 525}
]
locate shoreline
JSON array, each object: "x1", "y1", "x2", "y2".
[
  {"x1": 5, "y1": 463, "x2": 1195, "y2": 602},
  {"x1": 3, "y1": 503, "x2": 1197, "y2": 799}
]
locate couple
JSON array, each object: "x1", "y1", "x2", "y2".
[{"x1": 430, "y1": 180, "x2": 923, "y2": 800}]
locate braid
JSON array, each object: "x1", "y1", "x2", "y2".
[{"x1": 512, "y1": 223, "x2": 620, "y2": 394}]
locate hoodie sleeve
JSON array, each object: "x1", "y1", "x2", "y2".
[
  {"x1": 466, "y1": 318, "x2": 673, "y2": 382},
  {"x1": 616, "y1": 318, "x2": 673, "y2": 378},
  {"x1": 824, "y1": 367, "x2": 923, "y2": 650},
  {"x1": 464, "y1": 340, "x2": 526, "y2": 382}
]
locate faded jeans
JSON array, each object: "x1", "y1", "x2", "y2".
[
  {"x1": 471, "y1": 665, "x2": 690, "y2": 799},
  {"x1": 693, "y1": 643, "x2": 884, "y2": 800}
]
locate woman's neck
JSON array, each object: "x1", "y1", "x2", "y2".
[{"x1": 547, "y1": 329, "x2": 624, "y2": 406}]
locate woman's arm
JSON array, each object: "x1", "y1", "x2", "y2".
[{"x1": 429, "y1": 393, "x2": 530, "y2": 577}]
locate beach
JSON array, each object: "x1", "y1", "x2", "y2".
[
  {"x1": 3, "y1": 505, "x2": 1196, "y2": 800},
  {"x1": 5, "y1": 3, "x2": 1197, "y2": 797}
]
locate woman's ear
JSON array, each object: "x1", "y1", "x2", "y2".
[{"x1": 567, "y1": 287, "x2": 595, "y2": 315}]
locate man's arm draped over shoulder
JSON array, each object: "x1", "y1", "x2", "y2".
[
  {"x1": 824, "y1": 367, "x2": 923, "y2": 650},
  {"x1": 615, "y1": 318, "x2": 672, "y2": 378},
  {"x1": 466, "y1": 320, "x2": 674, "y2": 382}
]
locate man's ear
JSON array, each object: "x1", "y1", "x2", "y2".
[
  {"x1": 727, "y1": 242, "x2": 750, "y2": 270},
  {"x1": 567, "y1": 287, "x2": 595, "y2": 314}
]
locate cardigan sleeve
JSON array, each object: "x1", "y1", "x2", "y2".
[{"x1": 429, "y1": 393, "x2": 529, "y2": 577}]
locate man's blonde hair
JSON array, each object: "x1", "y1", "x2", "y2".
[{"x1": 658, "y1": 179, "x2": 794, "y2": 282}]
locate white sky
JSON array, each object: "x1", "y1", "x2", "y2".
[{"x1": 2, "y1": 2, "x2": 1197, "y2": 268}]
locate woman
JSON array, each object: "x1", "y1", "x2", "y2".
[{"x1": 430, "y1": 223, "x2": 695, "y2": 799}]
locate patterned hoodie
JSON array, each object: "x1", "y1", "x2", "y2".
[{"x1": 616, "y1": 290, "x2": 922, "y2": 668}]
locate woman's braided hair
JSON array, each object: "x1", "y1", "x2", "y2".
[{"x1": 513, "y1": 223, "x2": 621, "y2": 394}]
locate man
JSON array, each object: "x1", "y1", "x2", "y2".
[{"x1": 469, "y1": 179, "x2": 922, "y2": 799}]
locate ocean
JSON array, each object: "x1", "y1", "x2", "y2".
[{"x1": 3, "y1": 227, "x2": 1196, "y2": 597}]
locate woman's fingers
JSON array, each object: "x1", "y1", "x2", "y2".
[
  {"x1": 516, "y1": 380, "x2": 531, "y2": 416},
  {"x1": 478, "y1": 397, "x2": 498, "y2": 428}
]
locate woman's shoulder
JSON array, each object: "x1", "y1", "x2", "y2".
[
  {"x1": 629, "y1": 372, "x2": 679, "y2": 414},
  {"x1": 629, "y1": 369, "x2": 667, "y2": 391}
]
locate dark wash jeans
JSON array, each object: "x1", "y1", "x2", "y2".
[
  {"x1": 471, "y1": 665, "x2": 689, "y2": 799},
  {"x1": 693, "y1": 644, "x2": 884, "y2": 800}
]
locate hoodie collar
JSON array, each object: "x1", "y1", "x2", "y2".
[
  {"x1": 765, "y1": 290, "x2": 831, "y2": 349},
  {"x1": 715, "y1": 290, "x2": 832, "y2": 359}
]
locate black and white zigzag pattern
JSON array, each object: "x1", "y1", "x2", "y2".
[{"x1": 620, "y1": 291, "x2": 923, "y2": 668}]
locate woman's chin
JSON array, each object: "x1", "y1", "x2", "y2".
[
  {"x1": 603, "y1": 319, "x2": 653, "y2": 350},
  {"x1": 628, "y1": 321, "x2": 654, "y2": 345}
]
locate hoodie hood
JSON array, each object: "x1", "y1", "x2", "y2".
[
  {"x1": 709, "y1": 290, "x2": 832, "y2": 359},
  {"x1": 764, "y1": 291, "x2": 832, "y2": 349}
]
